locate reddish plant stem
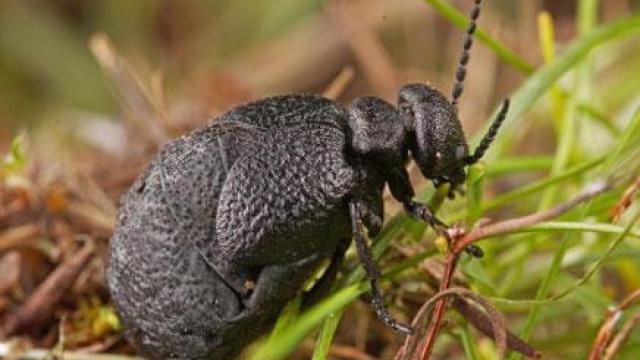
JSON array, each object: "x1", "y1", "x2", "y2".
[
  {"x1": 452, "y1": 181, "x2": 610, "y2": 254},
  {"x1": 451, "y1": 298, "x2": 540, "y2": 358},
  {"x1": 588, "y1": 288, "x2": 640, "y2": 360},
  {"x1": 418, "y1": 252, "x2": 458, "y2": 359},
  {"x1": 416, "y1": 181, "x2": 610, "y2": 359},
  {"x1": 610, "y1": 174, "x2": 640, "y2": 221}
]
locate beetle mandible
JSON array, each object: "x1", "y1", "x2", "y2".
[{"x1": 106, "y1": 0, "x2": 510, "y2": 358}]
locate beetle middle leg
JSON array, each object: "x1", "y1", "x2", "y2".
[
  {"x1": 349, "y1": 201, "x2": 413, "y2": 335},
  {"x1": 387, "y1": 167, "x2": 448, "y2": 231}
]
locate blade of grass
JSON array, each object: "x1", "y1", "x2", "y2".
[
  {"x1": 475, "y1": 13, "x2": 640, "y2": 161},
  {"x1": 494, "y1": 107, "x2": 639, "y2": 307},
  {"x1": 484, "y1": 156, "x2": 553, "y2": 177},
  {"x1": 466, "y1": 164, "x2": 485, "y2": 224},
  {"x1": 517, "y1": 0, "x2": 601, "y2": 348},
  {"x1": 482, "y1": 156, "x2": 604, "y2": 213},
  {"x1": 552, "y1": 209, "x2": 640, "y2": 301},
  {"x1": 311, "y1": 309, "x2": 344, "y2": 360},
  {"x1": 444, "y1": 156, "x2": 605, "y2": 225},
  {"x1": 250, "y1": 284, "x2": 365, "y2": 360},
  {"x1": 578, "y1": 103, "x2": 620, "y2": 136},
  {"x1": 538, "y1": 11, "x2": 566, "y2": 123},
  {"x1": 458, "y1": 324, "x2": 482, "y2": 360},
  {"x1": 253, "y1": 246, "x2": 440, "y2": 360},
  {"x1": 520, "y1": 107, "x2": 640, "y2": 345},
  {"x1": 265, "y1": 297, "x2": 302, "y2": 345},
  {"x1": 522, "y1": 221, "x2": 640, "y2": 238}
]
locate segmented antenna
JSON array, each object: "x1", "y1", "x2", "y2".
[
  {"x1": 451, "y1": 0, "x2": 482, "y2": 107},
  {"x1": 466, "y1": 98, "x2": 509, "y2": 164}
]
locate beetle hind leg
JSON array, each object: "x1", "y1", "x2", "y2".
[{"x1": 349, "y1": 201, "x2": 413, "y2": 335}]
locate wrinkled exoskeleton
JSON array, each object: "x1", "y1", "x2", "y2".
[{"x1": 107, "y1": 0, "x2": 510, "y2": 358}]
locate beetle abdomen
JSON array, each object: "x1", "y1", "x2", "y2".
[
  {"x1": 107, "y1": 126, "x2": 252, "y2": 359},
  {"x1": 107, "y1": 94, "x2": 354, "y2": 359}
]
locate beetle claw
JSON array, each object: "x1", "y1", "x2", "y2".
[{"x1": 464, "y1": 244, "x2": 484, "y2": 258}]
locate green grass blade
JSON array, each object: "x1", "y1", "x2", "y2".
[
  {"x1": 520, "y1": 221, "x2": 640, "y2": 238},
  {"x1": 423, "y1": 0, "x2": 534, "y2": 74},
  {"x1": 255, "y1": 247, "x2": 439, "y2": 360},
  {"x1": 481, "y1": 156, "x2": 604, "y2": 213},
  {"x1": 476, "y1": 14, "x2": 640, "y2": 161},
  {"x1": 458, "y1": 325, "x2": 481, "y2": 360},
  {"x1": 484, "y1": 156, "x2": 553, "y2": 177},
  {"x1": 249, "y1": 284, "x2": 365, "y2": 360},
  {"x1": 551, "y1": 210, "x2": 640, "y2": 301},
  {"x1": 311, "y1": 309, "x2": 344, "y2": 360}
]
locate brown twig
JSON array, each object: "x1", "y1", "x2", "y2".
[
  {"x1": 417, "y1": 252, "x2": 458, "y2": 360},
  {"x1": 602, "y1": 313, "x2": 640, "y2": 360},
  {"x1": 0, "y1": 341, "x2": 142, "y2": 360},
  {"x1": 302, "y1": 341, "x2": 380, "y2": 360},
  {"x1": 328, "y1": 344, "x2": 381, "y2": 360},
  {"x1": 0, "y1": 224, "x2": 40, "y2": 253},
  {"x1": 66, "y1": 200, "x2": 116, "y2": 234},
  {"x1": 452, "y1": 181, "x2": 611, "y2": 254},
  {"x1": 396, "y1": 287, "x2": 467, "y2": 360},
  {"x1": 0, "y1": 241, "x2": 95, "y2": 338},
  {"x1": 323, "y1": 66, "x2": 356, "y2": 100},
  {"x1": 397, "y1": 287, "x2": 510, "y2": 360},
  {"x1": 610, "y1": 174, "x2": 640, "y2": 221},
  {"x1": 410, "y1": 252, "x2": 539, "y2": 358},
  {"x1": 413, "y1": 181, "x2": 611, "y2": 359},
  {"x1": 89, "y1": 33, "x2": 168, "y2": 147},
  {"x1": 589, "y1": 288, "x2": 640, "y2": 360},
  {"x1": 452, "y1": 298, "x2": 540, "y2": 358},
  {"x1": 328, "y1": 0, "x2": 400, "y2": 101}
]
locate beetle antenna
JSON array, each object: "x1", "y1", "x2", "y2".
[
  {"x1": 451, "y1": 0, "x2": 482, "y2": 107},
  {"x1": 467, "y1": 98, "x2": 509, "y2": 164}
]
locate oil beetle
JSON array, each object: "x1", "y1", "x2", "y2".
[{"x1": 106, "y1": 0, "x2": 509, "y2": 358}]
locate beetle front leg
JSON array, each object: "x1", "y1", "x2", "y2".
[
  {"x1": 387, "y1": 168, "x2": 448, "y2": 230},
  {"x1": 349, "y1": 201, "x2": 413, "y2": 335},
  {"x1": 404, "y1": 201, "x2": 447, "y2": 230}
]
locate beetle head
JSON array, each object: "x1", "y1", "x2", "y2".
[
  {"x1": 348, "y1": 0, "x2": 509, "y2": 196},
  {"x1": 399, "y1": 83, "x2": 469, "y2": 191},
  {"x1": 395, "y1": 0, "x2": 509, "y2": 195},
  {"x1": 398, "y1": 83, "x2": 510, "y2": 195}
]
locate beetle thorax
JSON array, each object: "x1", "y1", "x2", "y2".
[{"x1": 347, "y1": 96, "x2": 410, "y2": 171}]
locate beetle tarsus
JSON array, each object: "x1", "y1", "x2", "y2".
[
  {"x1": 464, "y1": 244, "x2": 484, "y2": 258},
  {"x1": 404, "y1": 200, "x2": 448, "y2": 231},
  {"x1": 350, "y1": 202, "x2": 414, "y2": 335}
]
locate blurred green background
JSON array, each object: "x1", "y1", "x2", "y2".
[{"x1": 1, "y1": 0, "x2": 634, "y2": 134}]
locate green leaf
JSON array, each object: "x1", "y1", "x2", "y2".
[
  {"x1": 466, "y1": 163, "x2": 485, "y2": 224},
  {"x1": 0, "y1": 132, "x2": 28, "y2": 178}
]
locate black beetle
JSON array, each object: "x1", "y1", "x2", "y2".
[{"x1": 106, "y1": 0, "x2": 510, "y2": 358}]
